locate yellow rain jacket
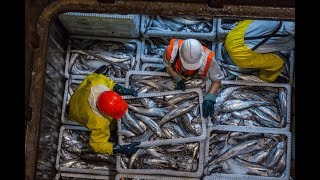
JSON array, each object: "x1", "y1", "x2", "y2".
[
  {"x1": 68, "y1": 73, "x2": 117, "y2": 155},
  {"x1": 225, "y1": 20, "x2": 284, "y2": 82}
]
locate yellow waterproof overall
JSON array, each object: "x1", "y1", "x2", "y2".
[
  {"x1": 225, "y1": 20, "x2": 284, "y2": 82},
  {"x1": 68, "y1": 73, "x2": 116, "y2": 154}
]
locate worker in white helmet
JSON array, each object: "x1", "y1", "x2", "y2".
[
  {"x1": 225, "y1": 20, "x2": 295, "y2": 82},
  {"x1": 163, "y1": 38, "x2": 225, "y2": 118}
]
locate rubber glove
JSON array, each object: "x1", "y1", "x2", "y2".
[
  {"x1": 173, "y1": 75, "x2": 186, "y2": 91},
  {"x1": 202, "y1": 93, "x2": 216, "y2": 118},
  {"x1": 94, "y1": 65, "x2": 108, "y2": 74},
  {"x1": 113, "y1": 84, "x2": 138, "y2": 97},
  {"x1": 113, "y1": 142, "x2": 141, "y2": 156}
]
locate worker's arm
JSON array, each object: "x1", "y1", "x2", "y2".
[
  {"x1": 163, "y1": 47, "x2": 186, "y2": 91},
  {"x1": 202, "y1": 58, "x2": 224, "y2": 118},
  {"x1": 208, "y1": 80, "x2": 221, "y2": 94}
]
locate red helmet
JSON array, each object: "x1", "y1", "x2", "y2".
[{"x1": 97, "y1": 91, "x2": 128, "y2": 119}]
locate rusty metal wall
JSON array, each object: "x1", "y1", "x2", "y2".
[{"x1": 35, "y1": 19, "x2": 67, "y2": 180}]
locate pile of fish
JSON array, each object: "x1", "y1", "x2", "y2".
[
  {"x1": 143, "y1": 65, "x2": 165, "y2": 72},
  {"x1": 220, "y1": 19, "x2": 239, "y2": 31},
  {"x1": 59, "y1": 129, "x2": 116, "y2": 171},
  {"x1": 143, "y1": 15, "x2": 213, "y2": 33},
  {"x1": 218, "y1": 43, "x2": 291, "y2": 83},
  {"x1": 119, "y1": 142, "x2": 200, "y2": 172},
  {"x1": 212, "y1": 85, "x2": 287, "y2": 128},
  {"x1": 120, "y1": 92, "x2": 203, "y2": 143},
  {"x1": 204, "y1": 131, "x2": 287, "y2": 177},
  {"x1": 68, "y1": 39, "x2": 137, "y2": 78},
  {"x1": 129, "y1": 75, "x2": 207, "y2": 93},
  {"x1": 143, "y1": 37, "x2": 212, "y2": 60}
]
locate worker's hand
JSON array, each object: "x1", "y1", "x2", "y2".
[
  {"x1": 94, "y1": 65, "x2": 108, "y2": 74},
  {"x1": 202, "y1": 93, "x2": 216, "y2": 118},
  {"x1": 113, "y1": 84, "x2": 138, "y2": 97},
  {"x1": 176, "y1": 79, "x2": 186, "y2": 91},
  {"x1": 113, "y1": 142, "x2": 141, "y2": 156},
  {"x1": 125, "y1": 88, "x2": 138, "y2": 97}
]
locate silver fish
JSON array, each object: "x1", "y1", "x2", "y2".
[
  {"x1": 235, "y1": 157, "x2": 280, "y2": 177},
  {"x1": 159, "y1": 102, "x2": 196, "y2": 126},
  {"x1": 128, "y1": 104, "x2": 167, "y2": 117},
  {"x1": 133, "y1": 113, "x2": 162, "y2": 137},
  {"x1": 122, "y1": 111, "x2": 144, "y2": 134}
]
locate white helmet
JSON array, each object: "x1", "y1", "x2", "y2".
[{"x1": 179, "y1": 39, "x2": 203, "y2": 70}]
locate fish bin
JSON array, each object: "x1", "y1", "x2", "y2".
[
  {"x1": 55, "y1": 172, "x2": 115, "y2": 180},
  {"x1": 215, "y1": 42, "x2": 295, "y2": 85},
  {"x1": 58, "y1": 13, "x2": 141, "y2": 38},
  {"x1": 116, "y1": 141, "x2": 205, "y2": 178},
  {"x1": 55, "y1": 125, "x2": 117, "y2": 175},
  {"x1": 117, "y1": 88, "x2": 207, "y2": 147},
  {"x1": 208, "y1": 80, "x2": 291, "y2": 131},
  {"x1": 125, "y1": 71, "x2": 210, "y2": 94},
  {"x1": 203, "y1": 126, "x2": 291, "y2": 180},
  {"x1": 64, "y1": 36, "x2": 141, "y2": 79},
  {"x1": 61, "y1": 79, "x2": 125, "y2": 125},
  {"x1": 140, "y1": 15, "x2": 217, "y2": 41}
]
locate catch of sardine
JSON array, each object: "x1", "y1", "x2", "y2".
[
  {"x1": 204, "y1": 130, "x2": 288, "y2": 177},
  {"x1": 59, "y1": 129, "x2": 116, "y2": 171},
  {"x1": 218, "y1": 44, "x2": 291, "y2": 83},
  {"x1": 120, "y1": 92, "x2": 203, "y2": 143},
  {"x1": 212, "y1": 85, "x2": 287, "y2": 128},
  {"x1": 143, "y1": 37, "x2": 211, "y2": 60},
  {"x1": 129, "y1": 75, "x2": 207, "y2": 93},
  {"x1": 68, "y1": 39, "x2": 137, "y2": 78},
  {"x1": 143, "y1": 15, "x2": 213, "y2": 33},
  {"x1": 119, "y1": 142, "x2": 200, "y2": 172}
]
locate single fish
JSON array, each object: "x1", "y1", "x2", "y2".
[{"x1": 128, "y1": 104, "x2": 167, "y2": 117}]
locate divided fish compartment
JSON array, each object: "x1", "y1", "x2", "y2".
[
  {"x1": 216, "y1": 18, "x2": 239, "y2": 40},
  {"x1": 125, "y1": 71, "x2": 209, "y2": 94},
  {"x1": 55, "y1": 172, "x2": 115, "y2": 180},
  {"x1": 115, "y1": 173, "x2": 199, "y2": 180},
  {"x1": 140, "y1": 37, "x2": 213, "y2": 64},
  {"x1": 117, "y1": 88, "x2": 207, "y2": 147},
  {"x1": 64, "y1": 35, "x2": 141, "y2": 79},
  {"x1": 215, "y1": 41, "x2": 295, "y2": 85},
  {"x1": 116, "y1": 141, "x2": 205, "y2": 178},
  {"x1": 208, "y1": 80, "x2": 291, "y2": 131},
  {"x1": 140, "y1": 15, "x2": 217, "y2": 41},
  {"x1": 203, "y1": 126, "x2": 291, "y2": 180},
  {"x1": 55, "y1": 125, "x2": 117, "y2": 175},
  {"x1": 58, "y1": 12, "x2": 141, "y2": 38},
  {"x1": 61, "y1": 78, "x2": 125, "y2": 125}
]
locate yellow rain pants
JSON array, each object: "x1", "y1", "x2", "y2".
[
  {"x1": 68, "y1": 73, "x2": 117, "y2": 155},
  {"x1": 225, "y1": 20, "x2": 284, "y2": 82}
]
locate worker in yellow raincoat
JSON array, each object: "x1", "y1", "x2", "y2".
[
  {"x1": 68, "y1": 65, "x2": 141, "y2": 155},
  {"x1": 225, "y1": 20, "x2": 295, "y2": 82}
]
